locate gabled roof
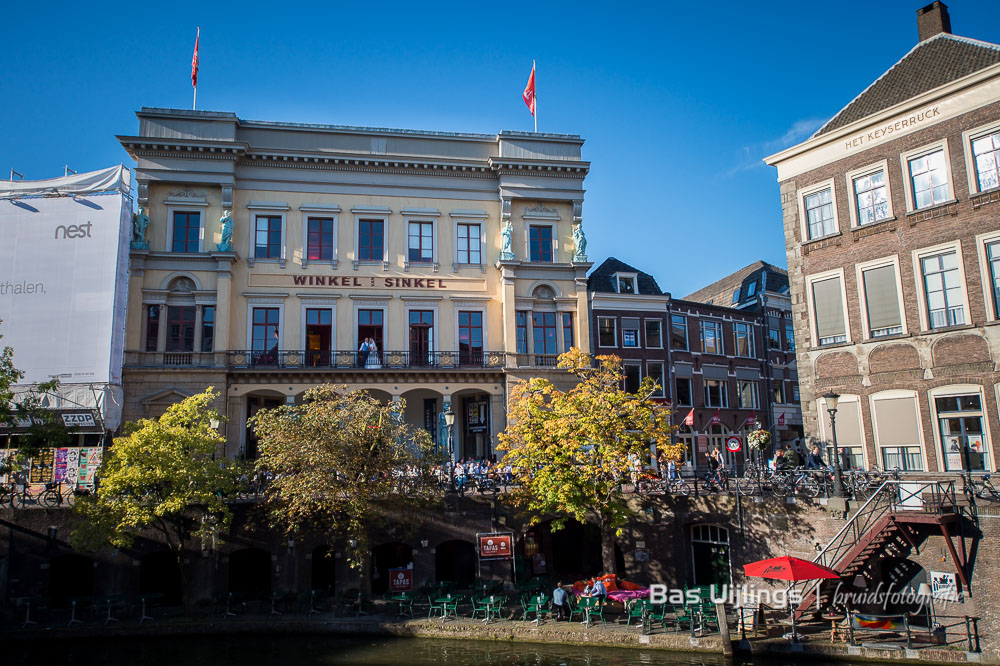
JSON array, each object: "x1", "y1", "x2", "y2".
[
  {"x1": 683, "y1": 260, "x2": 788, "y2": 307},
  {"x1": 587, "y1": 257, "x2": 663, "y2": 295},
  {"x1": 815, "y1": 33, "x2": 1000, "y2": 136}
]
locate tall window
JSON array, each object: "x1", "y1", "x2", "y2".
[
  {"x1": 647, "y1": 361, "x2": 665, "y2": 398},
  {"x1": 671, "y1": 314, "x2": 688, "y2": 350},
  {"x1": 171, "y1": 211, "x2": 200, "y2": 252},
  {"x1": 201, "y1": 306, "x2": 215, "y2": 352},
  {"x1": 861, "y1": 264, "x2": 903, "y2": 337},
  {"x1": 768, "y1": 328, "x2": 781, "y2": 349},
  {"x1": 358, "y1": 219, "x2": 384, "y2": 262},
  {"x1": 973, "y1": 131, "x2": 1000, "y2": 192},
  {"x1": 624, "y1": 362, "x2": 641, "y2": 394},
  {"x1": 165, "y1": 306, "x2": 195, "y2": 352},
  {"x1": 908, "y1": 150, "x2": 949, "y2": 210},
  {"x1": 145, "y1": 305, "x2": 160, "y2": 352},
  {"x1": 307, "y1": 218, "x2": 334, "y2": 261},
  {"x1": 562, "y1": 313, "x2": 574, "y2": 352},
  {"x1": 936, "y1": 394, "x2": 989, "y2": 471},
  {"x1": 645, "y1": 319, "x2": 662, "y2": 348},
  {"x1": 528, "y1": 225, "x2": 553, "y2": 262},
  {"x1": 254, "y1": 215, "x2": 282, "y2": 259},
  {"x1": 616, "y1": 275, "x2": 636, "y2": 293},
  {"x1": 772, "y1": 382, "x2": 785, "y2": 404},
  {"x1": 457, "y1": 223, "x2": 481, "y2": 264},
  {"x1": 409, "y1": 310, "x2": 435, "y2": 365},
  {"x1": 458, "y1": 311, "x2": 482, "y2": 364},
  {"x1": 737, "y1": 380, "x2": 759, "y2": 409},
  {"x1": 921, "y1": 251, "x2": 965, "y2": 329},
  {"x1": 700, "y1": 320, "x2": 724, "y2": 355},
  {"x1": 306, "y1": 308, "x2": 332, "y2": 366},
  {"x1": 516, "y1": 311, "x2": 528, "y2": 354},
  {"x1": 785, "y1": 322, "x2": 795, "y2": 351},
  {"x1": 811, "y1": 276, "x2": 848, "y2": 345},
  {"x1": 597, "y1": 317, "x2": 617, "y2": 347},
  {"x1": 733, "y1": 322, "x2": 753, "y2": 357},
  {"x1": 804, "y1": 188, "x2": 835, "y2": 239},
  {"x1": 407, "y1": 221, "x2": 433, "y2": 263},
  {"x1": 622, "y1": 318, "x2": 640, "y2": 348},
  {"x1": 533, "y1": 312, "x2": 557, "y2": 355},
  {"x1": 986, "y1": 241, "x2": 1000, "y2": 319},
  {"x1": 731, "y1": 288, "x2": 741, "y2": 304},
  {"x1": 704, "y1": 380, "x2": 728, "y2": 408},
  {"x1": 252, "y1": 307, "x2": 280, "y2": 357},
  {"x1": 853, "y1": 169, "x2": 889, "y2": 225},
  {"x1": 675, "y1": 378, "x2": 693, "y2": 405}
]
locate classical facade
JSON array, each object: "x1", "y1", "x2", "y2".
[
  {"x1": 766, "y1": 2, "x2": 1000, "y2": 472},
  {"x1": 588, "y1": 258, "x2": 768, "y2": 472},
  {"x1": 684, "y1": 261, "x2": 803, "y2": 450},
  {"x1": 117, "y1": 108, "x2": 592, "y2": 459}
]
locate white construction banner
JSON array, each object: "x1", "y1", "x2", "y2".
[{"x1": 0, "y1": 166, "x2": 131, "y2": 385}]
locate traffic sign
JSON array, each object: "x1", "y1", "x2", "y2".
[{"x1": 725, "y1": 436, "x2": 742, "y2": 453}]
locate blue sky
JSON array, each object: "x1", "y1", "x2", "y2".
[{"x1": 3, "y1": 0, "x2": 999, "y2": 296}]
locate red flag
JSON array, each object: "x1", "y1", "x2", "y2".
[
  {"x1": 744, "y1": 413, "x2": 756, "y2": 427},
  {"x1": 683, "y1": 409, "x2": 694, "y2": 426},
  {"x1": 711, "y1": 410, "x2": 720, "y2": 425},
  {"x1": 778, "y1": 412, "x2": 786, "y2": 426},
  {"x1": 191, "y1": 28, "x2": 200, "y2": 88},
  {"x1": 522, "y1": 62, "x2": 536, "y2": 116}
]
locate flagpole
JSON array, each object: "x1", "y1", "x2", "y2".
[
  {"x1": 533, "y1": 60, "x2": 537, "y2": 133},
  {"x1": 192, "y1": 27, "x2": 200, "y2": 110}
]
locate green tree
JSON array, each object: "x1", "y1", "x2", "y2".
[
  {"x1": 72, "y1": 388, "x2": 236, "y2": 569},
  {"x1": 497, "y1": 348, "x2": 681, "y2": 574},
  {"x1": 249, "y1": 385, "x2": 441, "y2": 591},
  {"x1": 0, "y1": 321, "x2": 68, "y2": 468}
]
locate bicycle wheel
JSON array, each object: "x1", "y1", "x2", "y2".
[
  {"x1": 735, "y1": 477, "x2": 755, "y2": 496},
  {"x1": 11, "y1": 492, "x2": 26, "y2": 509},
  {"x1": 798, "y1": 478, "x2": 821, "y2": 498},
  {"x1": 40, "y1": 490, "x2": 60, "y2": 508},
  {"x1": 672, "y1": 480, "x2": 691, "y2": 496}
]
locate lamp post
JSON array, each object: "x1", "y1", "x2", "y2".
[
  {"x1": 444, "y1": 408, "x2": 456, "y2": 492},
  {"x1": 823, "y1": 391, "x2": 846, "y2": 497}
]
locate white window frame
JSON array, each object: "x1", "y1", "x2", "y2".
[
  {"x1": 451, "y1": 209, "x2": 488, "y2": 269},
  {"x1": 299, "y1": 204, "x2": 340, "y2": 269},
  {"x1": 525, "y1": 222, "x2": 558, "y2": 263},
  {"x1": 454, "y1": 304, "x2": 488, "y2": 357},
  {"x1": 736, "y1": 380, "x2": 759, "y2": 409},
  {"x1": 644, "y1": 318, "x2": 663, "y2": 349},
  {"x1": 300, "y1": 300, "x2": 338, "y2": 352},
  {"x1": 623, "y1": 360, "x2": 643, "y2": 393},
  {"x1": 845, "y1": 159, "x2": 894, "y2": 227},
  {"x1": 614, "y1": 272, "x2": 638, "y2": 294},
  {"x1": 797, "y1": 179, "x2": 840, "y2": 242},
  {"x1": 900, "y1": 139, "x2": 956, "y2": 213},
  {"x1": 165, "y1": 205, "x2": 206, "y2": 253},
  {"x1": 245, "y1": 297, "x2": 286, "y2": 350},
  {"x1": 911, "y1": 240, "x2": 971, "y2": 332},
  {"x1": 975, "y1": 230, "x2": 1000, "y2": 321},
  {"x1": 352, "y1": 302, "x2": 389, "y2": 351},
  {"x1": 855, "y1": 255, "x2": 907, "y2": 340},
  {"x1": 597, "y1": 316, "x2": 617, "y2": 348},
  {"x1": 733, "y1": 321, "x2": 754, "y2": 358},
  {"x1": 402, "y1": 209, "x2": 439, "y2": 271},
  {"x1": 252, "y1": 212, "x2": 288, "y2": 264},
  {"x1": 869, "y1": 389, "x2": 926, "y2": 472},
  {"x1": 352, "y1": 205, "x2": 392, "y2": 269},
  {"x1": 804, "y1": 268, "x2": 851, "y2": 348},
  {"x1": 647, "y1": 361, "x2": 666, "y2": 398},
  {"x1": 930, "y1": 384, "x2": 993, "y2": 473},
  {"x1": 704, "y1": 379, "x2": 729, "y2": 408},
  {"x1": 405, "y1": 301, "x2": 440, "y2": 356},
  {"x1": 621, "y1": 317, "x2": 641, "y2": 349},
  {"x1": 962, "y1": 120, "x2": 1000, "y2": 194},
  {"x1": 700, "y1": 319, "x2": 725, "y2": 355},
  {"x1": 816, "y1": 393, "x2": 869, "y2": 469}
]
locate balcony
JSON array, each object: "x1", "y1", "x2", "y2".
[{"x1": 226, "y1": 349, "x2": 507, "y2": 370}]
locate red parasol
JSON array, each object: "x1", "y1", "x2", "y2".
[{"x1": 743, "y1": 556, "x2": 840, "y2": 581}]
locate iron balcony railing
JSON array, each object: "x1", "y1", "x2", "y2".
[{"x1": 226, "y1": 349, "x2": 507, "y2": 370}]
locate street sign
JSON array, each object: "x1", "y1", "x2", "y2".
[{"x1": 725, "y1": 436, "x2": 742, "y2": 453}]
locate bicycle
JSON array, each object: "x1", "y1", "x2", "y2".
[
  {"x1": 699, "y1": 469, "x2": 729, "y2": 494},
  {"x1": 962, "y1": 470, "x2": 1000, "y2": 501}
]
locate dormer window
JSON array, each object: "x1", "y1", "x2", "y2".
[
  {"x1": 746, "y1": 281, "x2": 758, "y2": 298},
  {"x1": 615, "y1": 273, "x2": 637, "y2": 294},
  {"x1": 731, "y1": 288, "x2": 741, "y2": 304}
]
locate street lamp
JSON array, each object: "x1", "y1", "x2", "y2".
[
  {"x1": 823, "y1": 391, "x2": 846, "y2": 498},
  {"x1": 444, "y1": 408, "x2": 456, "y2": 491}
]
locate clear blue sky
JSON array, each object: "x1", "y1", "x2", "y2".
[{"x1": 3, "y1": 0, "x2": 999, "y2": 296}]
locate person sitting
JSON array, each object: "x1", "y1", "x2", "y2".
[
  {"x1": 806, "y1": 445, "x2": 825, "y2": 470},
  {"x1": 591, "y1": 576, "x2": 608, "y2": 607}
]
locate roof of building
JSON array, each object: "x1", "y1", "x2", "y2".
[
  {"x1": 682, "y1": 260, "x2": 789, "y2": 307},
  {"x1": 588, "y1": 257, "x2": 664, "y2": 295},
  {"x1": 815, "y1": 33, "x2": 1000, "y2": 136}
]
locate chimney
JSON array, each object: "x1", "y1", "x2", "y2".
[{"x1": 917, "y1": 1, "x2": 952, "y2": 42}]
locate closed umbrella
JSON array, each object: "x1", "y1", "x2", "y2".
[{"x1": 743, "y1": 556, "x2": 841, "y2": 642}]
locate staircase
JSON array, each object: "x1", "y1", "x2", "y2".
[{"x1": 788, "y1": 479, "x2": 962, "y2": 619}]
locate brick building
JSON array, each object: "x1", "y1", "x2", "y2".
[
  {"x1": 765, "y1": 2, "x2": 1000, "y2": 472},
  {"x1": 684, "y1": 260, "x2": 804, "y2": 451},
  {"x1": 588, "y1": 258, "x2": 768, "y2": 472}
]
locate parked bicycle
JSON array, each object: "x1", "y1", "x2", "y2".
[{"x1": 962, "y1": 470, "x2": 1000, "y2": 501}]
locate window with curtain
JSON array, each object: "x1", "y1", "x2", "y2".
[
  {"x1": 862, "y1": 264, "x2": 903, "y2": 337},
  {"x1": 811, "y1": 276, "x2": 847, "y2": 345}
]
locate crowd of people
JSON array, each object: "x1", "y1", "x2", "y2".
[{"x1": 431, "y1": 458, "x2": 514, "y2": 490}]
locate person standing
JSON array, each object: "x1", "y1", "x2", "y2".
[
  {"x1": 591, "y1": 576, "x2": 608, "y2": 607},
  {"x1": 358, "y1": 338, "x2": 370, "y2": 367},
  {"x1": 552, "y1": 582, "x2": 569, "y2": 621}
]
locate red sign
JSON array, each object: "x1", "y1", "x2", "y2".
[
  {"x1": 778, "y1": 412, "x2": 786, "y2": 426},
  {"x1": 478, "y1": 534, "x2": 513, "y2": 560},
  {"x1": 725, "y1": 436, "x2": 742, "y2": 453},
  {"x1": 388, "y1": 567, "x2": 413, "y2": 592}
]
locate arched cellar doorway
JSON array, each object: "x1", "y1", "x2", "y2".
[{"x1": 434, "y1": 540, "x2": 476, "y2": 587}]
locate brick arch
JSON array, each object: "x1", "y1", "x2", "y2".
[
  {"x1": 932, "y1": 334, "x2": 991, "y2": 366},
  {"x1": 868, "y1": 343, "x2": 921, "y2": 374},
  {"x1": 815, "y1": 351, "x2": 857, "y2": 379}
]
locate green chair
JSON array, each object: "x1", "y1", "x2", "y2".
[
  {"x1": 470, "y1": 596, "x2": 490, "y2": 621},
  {"x1": 671, "y1": 604, "x2": 695, "y2": 632},
  {"x1": 426, "y1": 594, "x2": 445, "y2": 619},
  {"x1": 626, "y1": 598, "x2": 650, "y2": 627},
  {"x1": 647, "y1": 602, "x2": 667, "y2": 634},
  {"x1": 395, "y1": 592, "x2": 414, "y2": 618},
  {"x1": 566, "y1": 595, "x2": 584, "y2": 623},
  {"x1": 441, "y1": 594, "x2": 462, "y2": 621}
]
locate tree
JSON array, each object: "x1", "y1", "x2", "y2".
[
  {"x1": 497, "y1": 348, "x2": 681, "y2": 575},
  {"x1": 72, "y1": 389, "x2": 237, "y2": 571},
  {"x1": 0, "y1": 321, "x2": 68, "y2": 467},
  {"x1": 249, "y1": 385, "x2": 441, "y2": 591}
]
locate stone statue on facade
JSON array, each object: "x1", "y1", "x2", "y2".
[
  {"x1": 216, "y1": 209, "x2": 234, "y2": 252},
  {"x1": 499, "y1": 219, "x2": 514, "y2": 261},
  {"x1": 131, "y1": 207, "x2": 150, "y2": 250},
  {"x1": 572, "y1": 223, "x2": 588, "y2": 261}
]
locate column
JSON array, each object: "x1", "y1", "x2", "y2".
[
  {"x1": 156, "y1": 304, "x2": 168, "y2": 353},
  {"x1": 489, "y1": 392, "x2": 506, "y2": 458},
  {"x1": 574, "y1": 275, "x2": 591, "y2": 352},
  {"x1": 500, "y1": 266, "x2": 518, "y2": 367},
  {"x1": 441, "y1": 395, "x2": 454, "y2": 462},
  {"x1": 214, "y1": 255, "x2": 235, "y2": 365},
  {"x1": 193, "y1": 305, "x2": 204, "y2": 355}
]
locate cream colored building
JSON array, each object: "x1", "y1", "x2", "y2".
[{"x1": 117, "y1": 108, "x2": 592, "y2": 458}]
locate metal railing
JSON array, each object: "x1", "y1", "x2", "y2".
[{"x1": 226, "y1": 349, "x2": 507, "y2": 370}]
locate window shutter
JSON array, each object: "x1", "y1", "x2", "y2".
[
  {"x1": 812, "y1": 277, "x2": 846, "y2": 340},
  {"x1": 863, "y1": 265, "x2": 901, "y2": 332},
  {"x1": 622, "y1": 317, "x2": 640, "y2": 330}
]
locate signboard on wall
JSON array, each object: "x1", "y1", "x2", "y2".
[
  {"x1": 0, "y1": 166, "x2": 131, "y2": 385},
  {"x1": 478, "y1": 533, "x2": 513, "y2": 561},
  {"x1": 388, "y1": 567, "x2": 413, "y2": 592}
]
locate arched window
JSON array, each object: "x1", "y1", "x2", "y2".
[{"x1": 690, "y1": 524, "x2": 731, "y2": 588}]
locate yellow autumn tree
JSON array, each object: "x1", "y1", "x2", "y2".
[{"x1": 497, "y1": 348, "x2": 681, "y2": 574}]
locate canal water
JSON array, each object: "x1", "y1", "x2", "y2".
[{"x1": 5, "y1": 634, "x2": 841, "y2": 665}]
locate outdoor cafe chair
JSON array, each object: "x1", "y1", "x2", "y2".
[
  {"x1": 440, "y1": 594, "x2": 462, "y2": 621},
  {"x1": 670, "y1": 604, "x2": 695, "y2": 632},
  {"x1": 426, "y1": 594, "x2": 445, "y2": 619},
  {"x1": 626, "y1": 598, "x2": 651, "y2": 627},
  {"x1": 578, "y1": 596, "x2": 606, "y2": 627},
  {"x1": 647, "y1": 602, "x2": 668, "y2": 633},
  {"x1": 566, "y1": 595, "x2": 584, "y2": 623}
]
